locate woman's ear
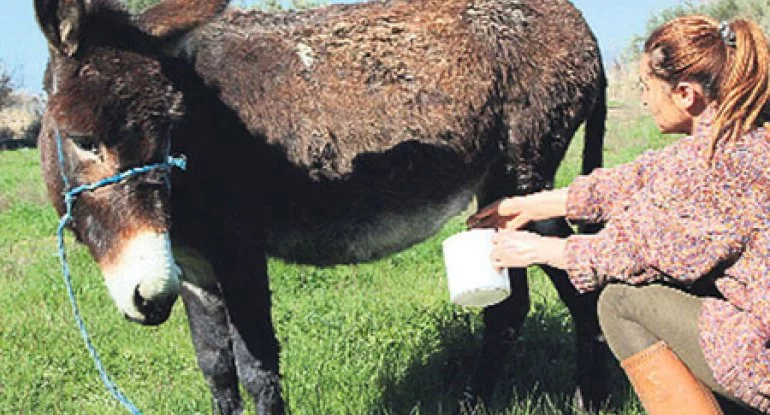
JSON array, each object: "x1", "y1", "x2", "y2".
[{"x1": 672, "y1": 82, "x2": 706, "y2": 114}]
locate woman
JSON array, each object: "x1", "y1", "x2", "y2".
[{"x1": 469, "y1": 16, "x2": 770, "y2": 414}]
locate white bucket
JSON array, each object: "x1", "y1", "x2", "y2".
[{"x1": 442, "y1": 229, "x2": 511, "y2": 307}]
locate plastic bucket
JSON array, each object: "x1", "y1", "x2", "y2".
[{"x1": 442, "y1": 229, "x2": 511, "y2": 307}]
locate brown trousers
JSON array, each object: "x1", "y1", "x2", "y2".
[{"x1": 596, "y1": 282, "x2": 750, "y2": 408}]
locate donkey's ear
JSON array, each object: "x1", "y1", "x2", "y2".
[
  {"x1": 136, "y1": 0, "x2": 230, "y2": 39},
  {"x1": 35, "y1": 0, "x2": 88, "y2": 57}
]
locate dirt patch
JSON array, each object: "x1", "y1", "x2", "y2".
[
  {"x1": 0, "y1": 192, "x2": 10, "y2": 213},
  {"x1": 16, "y1": 184, "x2": 49, "y2": 207}
]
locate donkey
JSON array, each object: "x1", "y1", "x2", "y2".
[{"x1": 35, "y1": 0, "x2": 608, "y2": 413}]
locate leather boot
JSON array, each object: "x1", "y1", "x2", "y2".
[{"x1": 621, "y1": 341, "x2": 723, "y2": 415}]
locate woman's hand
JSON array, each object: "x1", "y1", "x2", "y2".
[
  {"x1": 490, "y1": 230, "x2": 567, "y2": 270},
  {"x1": 467, "y1": 188, "x2": 569, "y2": 230}
]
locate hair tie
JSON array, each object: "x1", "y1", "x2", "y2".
[{"x1": 719, "y1": 21, "x2": 737, "y2": 47}]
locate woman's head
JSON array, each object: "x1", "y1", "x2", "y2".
[{"x1": 641, "y1": 16, "x2": 770, "y2": 152}]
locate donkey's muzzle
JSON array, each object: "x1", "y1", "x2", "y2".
[{"x1": 129, "y1": 287, "x2": 177, "y2": 326}]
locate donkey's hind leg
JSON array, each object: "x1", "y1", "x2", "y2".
[
  {"x1": 529, "y1": 218, "x2": 609, "y2": 412},
  {"x1": 462, "y1": 157, "x2": 608, "y2": 412},
  {"x1": 180, "y1": 282, "x2": 243, "y2": 415}
]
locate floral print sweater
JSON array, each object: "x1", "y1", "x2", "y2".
[{"x1": 563, "y1": 115, "x2": 770, "y2": 412}]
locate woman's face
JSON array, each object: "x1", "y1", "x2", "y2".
[{"x1": 639, "y1": 53, "x2": 693, "y2": 134}]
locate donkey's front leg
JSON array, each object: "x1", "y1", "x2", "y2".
[
  {"x1": 460, "y1": 267, "x2": 531, "y2": 412},
  {"x1": 179, "y1": 282, "x2": 243, "y2": 415},
  {"x1": 218, "y1": 253, "x2": 285, "y2": 415}
]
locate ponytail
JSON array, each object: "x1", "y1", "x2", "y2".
[
  {"x1": 644, "y1": 16, "x2": 770, "y2": 160},
  {"x1": 715, "y1": 19, "x2": 770, "y2": 152}
]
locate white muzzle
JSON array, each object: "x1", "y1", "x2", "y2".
[{"x1": 101, "y1": 231, "x2": 181, "y2": 323}]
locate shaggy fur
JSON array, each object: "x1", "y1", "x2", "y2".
[{"x1": 36, "y1": 0, "x2": 608, "y2": 413}]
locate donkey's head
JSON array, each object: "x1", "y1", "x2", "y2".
[{"x1": 35, "y1": 0, "x2": 227, "y2": 325}]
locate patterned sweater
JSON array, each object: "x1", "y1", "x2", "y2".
[{"x1": 563, "y1": 115, "x2": 770, "y2": 412}]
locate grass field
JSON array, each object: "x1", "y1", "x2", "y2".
[{"x1": 0, "y1": 112, "x2": 672, "y2": 414}]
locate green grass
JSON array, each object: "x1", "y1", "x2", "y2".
[{"x1": 0, "y1": 117, "x2": 670, "y2": 415}]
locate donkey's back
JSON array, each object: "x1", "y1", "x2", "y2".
[
  {"x1": 180, "y1": 0, "x2": 605, "y2": 265},
  {"x1": 187, "y1": 0, "x2": 602, "y2": 177}
]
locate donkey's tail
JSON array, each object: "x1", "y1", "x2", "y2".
[
  {"x1": 582, "y1": 69, "x2": 606, "y2": 175},
  {"x1": 577, "y1": 69, "x2": 606, "y2": 235}
]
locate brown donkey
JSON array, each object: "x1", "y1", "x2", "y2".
[{"x1": 35, "y1": 0, "x2": 608, "y2": 413}]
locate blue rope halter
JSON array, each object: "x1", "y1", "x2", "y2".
[{"x1": 55, "y1": 128, "x2": 186, "y2": 414}]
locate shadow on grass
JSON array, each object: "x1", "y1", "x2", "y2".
[
  {"x1": 0, "y1": 137, "x2": 37, "y2": 151},
  {"x1": 373, "y1": 304, "x2": 635, "y2": 415},
  {"x1": 373, "y1": 299, "x2": 764, "y2": 415}
]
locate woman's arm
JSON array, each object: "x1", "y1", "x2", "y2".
[
  {"x1": 470, "y1": 143, "x2": 682, "y2": 230},
  {"x1": 565, "y1": 148, "x2": 663, "y2": 224},
  {"x1": 562, "y1": 203, "x2": 750, "y2": 292},
  {"x1": 490, "y1": 231, "x2": 567, "y2": 269},
  {"x1": 468, "y1": 188, "x2": 568, "y2": 229},
  {"x1": 491, "y1": 176, "x2": 756, "y2": 293}
]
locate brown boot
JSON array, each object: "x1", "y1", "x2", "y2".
[{"x1": 621, "y1": 341, "x2": 723, "y2": 415}]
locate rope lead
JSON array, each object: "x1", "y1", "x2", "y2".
[{"x1": 54, "y1": 129, "x2": 186, "y2": 414}]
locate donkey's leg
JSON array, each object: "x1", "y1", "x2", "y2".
[
  {"x1": 218, "y1": 253, "x2": 285, "y2": 415},
  {"x1": 179, "y1": 282, "x2": 243, "y2": 415},
  {"x1": 462, "y1": 268, "x2": 530, "y2": 410},
  {"x1": 461, "y1": 161, "x2": 533, "y2": 410},
  {"x1": 530, "y1": 218, "x2": 609, "y2": 412}
]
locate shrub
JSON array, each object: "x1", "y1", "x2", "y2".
[{"x1": 0, "y1": 64, "x2": 12, "y2": 111}]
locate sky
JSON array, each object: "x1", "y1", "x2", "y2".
[{"x1": 1, "y1": 0, "x2": 682, "y2": 95}]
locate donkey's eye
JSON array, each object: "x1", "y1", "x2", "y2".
[{"x1": 69, "y1": 134, "x2": 100, "y2": 154}]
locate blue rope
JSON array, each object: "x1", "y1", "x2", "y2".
[{"x1": 54, "y1": 129, "x2": 186, "y2": 414}]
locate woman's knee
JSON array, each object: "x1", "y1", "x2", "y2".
[
  {"x1": 597, "y1": 283, "x2": 662, "y2": 360},
  {"x1": 597, "y1": 283, "x2": 630, "y2": 330}
]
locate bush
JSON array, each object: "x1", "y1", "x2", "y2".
[
  {"x1": 0, "y1": 64, "x2": 12, "y2": 111},
  {"x1": 0, "y1": 76, "x2": 43, "y2": 149},
  {"x1": 623, "y1": 0, "x2": 770, "y2": 62}
]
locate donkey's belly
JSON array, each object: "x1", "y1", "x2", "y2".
[{"x1": 264, "y1": 185, "x2": 477, "y2": 265}]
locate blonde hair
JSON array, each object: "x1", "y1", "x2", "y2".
[{"x1": 644, "y1": 16, "x2": 770, "y2": 159}]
